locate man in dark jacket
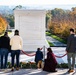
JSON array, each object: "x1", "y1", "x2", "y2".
[
  {"x1": 35, "y1": 48, "x2": 43, "y2": 69},
  {"x1": 0, "y1": 31, "x2": 10, "y2": 69},
  {"x1": 66, "y1": 28, "x2": 76, "y2": 73}
]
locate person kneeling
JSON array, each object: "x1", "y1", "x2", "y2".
[{"x1": 43, "y1": 48, "x2": 57, "y2": 72}]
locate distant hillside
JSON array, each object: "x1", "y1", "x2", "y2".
[
  {"x1": 0, "y1": 5, "x2": 14, "y2": 15},
  {"x1": 0, "y1": 5, "x2": 76, "y2": 15}
]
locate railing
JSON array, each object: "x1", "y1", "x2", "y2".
[{"x1": 21, "y1": 46, "x2": 67, "y2": 59}]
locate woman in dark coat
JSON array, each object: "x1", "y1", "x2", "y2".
[{"x1": 43, "y1": 48, "x2": 57, "y2": 72}]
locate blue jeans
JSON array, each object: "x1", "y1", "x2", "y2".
[
  {"x1": 0, "y1": 49, "x2": 1, "y2": 68},
  {"x1": 0, "y1": 48, "x2": 9, "y2": 69},
  {"x1": 11, "y1": 50, "x2": 20, "y2": 67}
]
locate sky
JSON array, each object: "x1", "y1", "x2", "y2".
[{"x1": 0, "y1": 0, "x2": 76, "y2": 6}]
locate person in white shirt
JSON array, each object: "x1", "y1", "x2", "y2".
[{"x1": 10, "y1": 30, "x2": 23, "y2": 71}]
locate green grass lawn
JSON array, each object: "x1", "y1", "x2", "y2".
[
  {"x1": 51, "y1": 35, "x2": 67, "y2": 44},
  {"x1": 46, "y1": 32, "x2": 67, "y2": 44},
  {"x1": 47, "y1": 41, "x2": 54, "y2": 46}
]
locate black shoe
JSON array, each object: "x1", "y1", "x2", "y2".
[{"x1": 54, "y1": 70, "x2": 57, "y2": 72}]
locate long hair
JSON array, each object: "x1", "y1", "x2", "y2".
[
  {"x1": 47, "y1": 48, "x2": 52, "y2": 53},
  {"x1": 14, "y1": 30, "x2": 19, "y2": 35}
]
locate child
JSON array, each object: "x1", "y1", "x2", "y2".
[{"x1": 35, "y1": 48, "x2": 43, "y2": 69}]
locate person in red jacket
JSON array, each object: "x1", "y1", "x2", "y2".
[{"x1": 43, "y1": 47, "x2": 57, "y2": 72}]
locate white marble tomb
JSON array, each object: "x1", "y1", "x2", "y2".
[{"x1": 14, "y1": 10, "x2": 49, "y2": 51}]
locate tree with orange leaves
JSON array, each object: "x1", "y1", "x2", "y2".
[{"x1": 0, "y1": 14, "x2": 8, "y2": 35}]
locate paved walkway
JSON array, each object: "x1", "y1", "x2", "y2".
[
  {"x1": 46, "y1": 36, "x2": 66, "y2": 46},
  {"x1": 0, "y1": 68, "x2": 76, "y2": 75}
]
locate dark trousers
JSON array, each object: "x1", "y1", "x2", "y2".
[
  {"x1": 67, "y1": 53, "x2": 76, "y2": 70},
  {"x1": 11, "y1": 50, "x2": 20, "y2": 67},
  {"x1": 0, "y1": 48, "x2": 9, "y2": 69}
]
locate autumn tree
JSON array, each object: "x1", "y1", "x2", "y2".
[
  {"x1": 0, "y1": 14, "x2": 8, "y2": 35},
  {"x1": 47, "y1": 8, "x2": 76, "y2": 39}
]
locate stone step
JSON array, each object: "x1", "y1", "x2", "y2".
[{"x1": 0, "y1": 68, "x2": 76, "y2": 75}]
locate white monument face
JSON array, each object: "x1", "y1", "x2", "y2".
[{"x1": 14, "y1": 10, "x2": 49, "y2": 51}]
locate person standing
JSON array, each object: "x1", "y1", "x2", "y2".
[
  {"x1": 66, "y1": 28, "x2": 76, "y2": 73},
  {"x1": 0, "y1": 31, "x2": 10, "y2": 69},
  {"x1": 35, "y1": 48, "x2": 43, "y2": 69},
  {"x1": 10, "y1": 30, "x2": 23, "y2": 71}
]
